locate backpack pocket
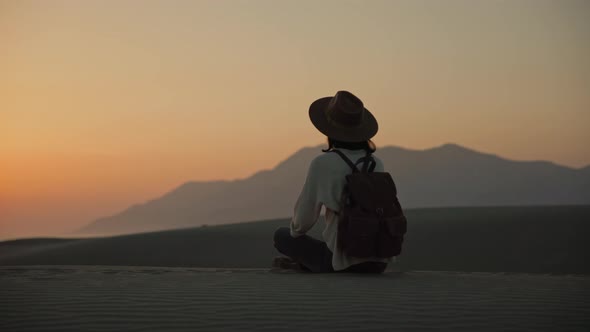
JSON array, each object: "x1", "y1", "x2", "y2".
[{"x1": 377, "y1": 215, "x2": 407, "y2": 257}]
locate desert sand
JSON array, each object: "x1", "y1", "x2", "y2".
[
  {"x1": 1, "y1": 266, "x2": 589, "y2": 331},
  {"x1": 1, "y1": 206, "x2": 589, "y2": 331}
]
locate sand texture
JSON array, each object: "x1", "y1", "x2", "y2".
[{"x1": 1, "y1": 266, "x2": 589, "y2": 331}]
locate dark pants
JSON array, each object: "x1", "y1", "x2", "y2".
[{"x1": 273, "y1": 227, "x2": 387, "y2": 273}]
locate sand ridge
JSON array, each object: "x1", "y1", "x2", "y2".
[
  {"x1": 2, "y1": 206, "x2": 590, "y2": 274},
  {"x1": 1, "y1": 266, "x2": 589, "y2": 331}
]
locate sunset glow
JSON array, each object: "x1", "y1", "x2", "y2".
[{"x1": 1, "y1": 0, "x2": 589, "y2": 239}]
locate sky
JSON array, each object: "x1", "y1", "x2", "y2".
[{"x1": 1, "y1": 0, "x2": 589, "y2": 239}]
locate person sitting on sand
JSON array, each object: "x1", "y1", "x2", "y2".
[{"x1": 273, "y1": 91, "x2": 393, "y2": 273}]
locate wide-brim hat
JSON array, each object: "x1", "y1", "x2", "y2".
[{"x1": 309, "y1": 90, "x2": 378, "y2": 142}]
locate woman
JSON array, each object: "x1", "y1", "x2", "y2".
[{"x1": 273, "y1": 90, "x2": 391, "y2": 273}]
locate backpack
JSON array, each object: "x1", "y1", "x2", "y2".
[{"x1": 329, "y1": 149, "x2": 407, "y2": 259}]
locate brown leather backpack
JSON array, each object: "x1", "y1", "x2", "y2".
[{"x1": 329, "y1": 150, "x2": 407, "y2": 258}]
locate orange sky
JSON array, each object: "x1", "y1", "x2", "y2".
[{"x1": 1, "y1": 0, "x2": 589, "y2": 239}]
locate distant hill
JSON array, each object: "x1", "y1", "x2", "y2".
[
  {"x1": 79, "y1": 143, "x2": 590, "y2": 235},
  {"x1": 5, "y1": 206, "x2": 590, "y2": 274}
]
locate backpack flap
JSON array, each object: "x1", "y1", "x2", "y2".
[{"x1": 344, "y1": 172, "x2": 398, "y2": 215}]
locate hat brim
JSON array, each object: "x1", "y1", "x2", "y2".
[{"x1": 309, "y1": 96, "x2": 379, "y2": 142}]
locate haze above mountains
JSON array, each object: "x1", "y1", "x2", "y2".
[{"x1": 80, "y1": 143, "x2": 590, "y2": 235}]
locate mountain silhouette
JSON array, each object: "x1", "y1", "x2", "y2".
[{"x1": 79, "y1": 143, "x2": 590, "y2": 235}]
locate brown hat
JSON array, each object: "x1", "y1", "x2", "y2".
[{"x1": 309, "y1": 91, "x2": 378, "y2": 142}]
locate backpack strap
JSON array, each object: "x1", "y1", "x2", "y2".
[
  {"x1": 354, "y1": 151, "x2": 377, "y2": 173},
  {"x1": 328, "y1": 149, "x2": 376, "y2": 173},
  {"x1": 328, "y1": 149, "x2": 360, "y2": 173}
]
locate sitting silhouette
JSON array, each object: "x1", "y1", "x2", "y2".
[{"x1": 273, "y1": 91, "x2": 407, "y2": 273}]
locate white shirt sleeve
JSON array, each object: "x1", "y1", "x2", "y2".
[{"x1": 290, "y1": 158, "x2": 323, "y2": 237}]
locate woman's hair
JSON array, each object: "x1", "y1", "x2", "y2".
[{"x1": 322, "y1": 138, "x2": 376, "y2": 153}]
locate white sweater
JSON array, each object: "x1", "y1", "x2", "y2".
[{"x1": 290, "y1": 148, "x2": 392, "y2": 271}]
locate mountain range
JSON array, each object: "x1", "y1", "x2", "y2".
[{"x1": 79, "y1": 143, "x2": 590, "y2": 235}]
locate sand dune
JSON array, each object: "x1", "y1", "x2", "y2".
[
  {"x1": 1, "y1": 266, "x2": 589, "y2": 331},
  {"x1": 1, "y1": 206, "x2": 589, "y2": 274},
  {"x1": 2, "y1": 206, "x2": 589, "y2": 331}
]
